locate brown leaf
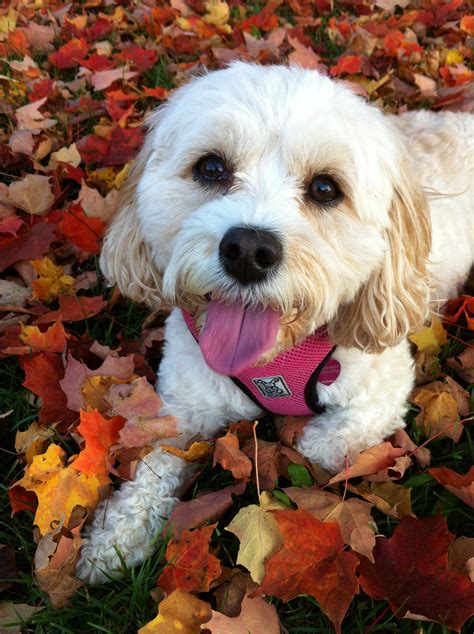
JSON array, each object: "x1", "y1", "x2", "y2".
[
  {"x1": 213, "y1": 432, "x2": 252, "y2": 479},
  {"x1": 392, "y1": 428, "x2": 431, "y2": 468},
  {"x1": 448, "y1": 537, "x2": 474, "y2": 582},
  {"x1": 447, "y1": 347, "x2": 474, "y2": 383},
  {"x1": 8, "y1": 174, "x2": 54, "y2": 216},
  {"x1": 412, "y1": 382, "x2": 463, "y2": 442},
  {"x1": 242, "y1": 439, "x2": 280, "y2": 490},
  {"x1": 348, "y1": 481, "x2": 414, "y2": 519},
  {"x1": 34, "y1": 529, "x2": 82, "y2": 608},
  {"x1": 166, "y1": 482, "x2": 247, "y2": 538}
]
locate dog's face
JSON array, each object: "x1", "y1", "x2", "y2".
[{"x1": 101, "y1": 63, "x2": 431, "y2": 371}]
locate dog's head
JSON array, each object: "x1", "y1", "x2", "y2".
[{"x1": 101, "y1": 63, "x2": 431, "y2": 373}]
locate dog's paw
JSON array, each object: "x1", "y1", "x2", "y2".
[{"x1": 297, "y1": 421, "x2": 351, "y2": 473}]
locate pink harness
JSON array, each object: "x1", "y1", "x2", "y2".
[{"x1": 182, "y1": 310, "x2": 340, "y2": 416}]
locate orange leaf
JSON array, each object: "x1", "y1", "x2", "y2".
[
  {"x1": 71, "y1": 409, "x2": 125, "y2": 482},
  {"x1": 213, "y1": 432, "x2": 252, "y2": 479},
  {"x1": 157, "y1": 524, "x2": 221, "y2": 594},
  {"x1": 19, "y1": 321, "x2": 67, "y2": 353},
  {"x1": 161, "y1": 441, "x2": 213, "y2": 462},
  {"x1": 256, "y1": 509, "x2": 359, "y2": 634},
  {"x1": 328, "y1": 442, "x2": 407, "y2": 485}
]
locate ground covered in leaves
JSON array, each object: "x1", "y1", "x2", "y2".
[{"x1": 1, "y1": 0, "x2": 473, "y2": 632}]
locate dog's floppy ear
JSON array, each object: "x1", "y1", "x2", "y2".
[
  {"x1": 99, "y1": 124, "x2": 164, "y2": 308},
  {"x1": 330, "y1": 158, "x2": 432, "y2": 352}
]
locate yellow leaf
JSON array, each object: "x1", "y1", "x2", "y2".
[
  {"x1": 409, "y1": 315, "x2": 447, "y2": 353},
  {"x1": 32, "y1": 257, "x2": 75, "y2": 301},
  {"x1": 161, "y1": 441, "x2": 212, "y2": 462},
  {"x1": 138, "y1": 589, "x2": 211, "y2": 633},
  {"x1": 226, "y1": 504, "x2": 283, "y2": 583},
  {"x1": 446, "y1": 49, "x2": 463, "y2": 66},
  {"x1": 204, "y1": 0, "x2": 231, "y2": 32},
  {"x1": 15, "y1": 444, "x2": 100, "y2": 535},
  {"x1": 0, "y1": 8, "x2": 16, "y2": 39},
  {"x1": 114, "y1": 162, "x2": 131, "y2": 189},
  {"x1": 50, "y1": 143, "x2": 81, "y2": 168}
]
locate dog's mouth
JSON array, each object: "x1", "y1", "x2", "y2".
[{"x1": 199, "y1": 299, "x2": 281, "y2": 375}]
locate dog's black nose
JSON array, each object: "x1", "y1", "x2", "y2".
[{"x1": 219, "y1": 227, "x2": 282, "y2": 285}]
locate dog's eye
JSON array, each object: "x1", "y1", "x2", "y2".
[
  {"x1": 194, "y1": 155, "x2": 229, "y2": 183},
  {"x1": 309, "y1": 175, "x2": 341, "y2": 203}
]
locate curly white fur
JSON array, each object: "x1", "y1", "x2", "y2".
[{"x1": 77, "y1": 63, "x2": 473, "y2": 584}]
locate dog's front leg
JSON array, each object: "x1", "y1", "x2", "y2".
[
  {"x1": 297, "y1": 341, "x2": 415, "y2": 473},
  {"x1": 77, "y1": 309, "x2": 261, "y2": 584}
]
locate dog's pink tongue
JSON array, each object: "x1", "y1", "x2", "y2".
[{"x1": 200, "y1": 301, "x2": 280, "y2": 375}]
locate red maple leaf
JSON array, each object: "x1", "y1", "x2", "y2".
[
  {"x1": 330, "y1": 55, "x2": 362, "y2": 76},
  {"x1": 0, "y1": 223, "x2": 56, "y2": 273},
  {"x1": 102, "y1": 127, "x2": 144, "y2": 166},
  {"x1": 358, "y1": 515, "x2": 474, "y2": 631},
  {"x1": 157, "y1": 524, "x2": 222, "y2": 594},
  {"x1": 49, "y1": 38, "x2": 89, "y2": 70},
  {"x1": 256, "y1": 509, "x2": 359, "y2": 634},
  {"x1": 76, "y1": 135, "x2": 110, "y2": 165},
  {"x1": 21, "y1": 352, "x2": 76, "y2": 426}
]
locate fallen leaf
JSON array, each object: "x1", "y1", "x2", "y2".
[
  {"x1": 242, "y1": 439, "x2": 280, "y2": 489},
  {"x1": 8, "y1": 175, "x2": 54, "y2": 216},
  {"x1": 412, "y1": 382, "x2": 463, "y2": 442},
  {"x1": 207, "y1": 592, "x2": 281, "y2": 633},
  {"x1": 161, "y1": 441, "x2": 212, "y2": 462},
  {"x1": 358, "y1": 515, "x2": 474, "y2": 631},
  {"x1": 0, "y1": 223, "x2": 56, "y2": 273},
  {"x1": 15, "y1": 421, "x2": 56, "y2": 464},
  {"x1": 166, "y1": 482, "x2": 247, "y2": 538},
  {"x1": 448, "y1": 536, "x2": 474, "y2": 582},
  {"x1": 21, "y1": 352, "x2": 76, "y2": 426},
  {"x1": 213, "y1": 432, "x2": 252, "y2": 479},
  {"x1": 61, "y1": 204, "x2": 105, "y2": 254},
  {"x1": 285, "y1": 486, "x2": 377, "y2": 561},
  {"x1": 429, "y1": 466, "x2": 474, "y2": 508},
  {"x1": 447, "y1": 347, "x2": 474, "y2": 384},
  {"x1": 226, "y1": 504, "x2": 284, "y2": 584},
  {"x1": 17, "y1": 321, "x2": 67, "y2": 353},
  {"x1": 33, "y1": 295, "x2": 106, "y2": 324},
  {"x1": 0, "y1": 603, "x2": 39, "y2": 633},
  {"x1": 256, "y1": 509, "x2": 359, "y2": 634},
  {"x1": 329, "y1": 442, "x2": 407, "y2": 484},
  {"x1": 71, "y1": 409, "x2": 125, "y2": 483},
  {"x1": 14, "y1": 444, "x2": 100, "y2": 535},
  {"x1": 348, "y1": 481, "x2": 414, "y2": 519},
  {"x1": 34, "y1": 529, "x2": 82, "y2": 607},
  {"x1": 59, "y1": 352, "x2": 135, "y2": 412},
  {"x1": 138, "y1": 589, "x2": 211, "y2": 633},
  {"x1": 157, "y1": 524, "x2": 221, "y2": 594},
  {"x1": 106, "y1": 377, "x2": 179, "y2": 447},
  {"x1": 31, "y1": 257, "x2": 75, "y2": 302},
  {"x1": 409, "y1": 315, "x2": 447, "y2": 352}
]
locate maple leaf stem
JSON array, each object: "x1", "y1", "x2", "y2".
[{"x1": 253, "y1": 420, "x2": 261, "y2": 502}]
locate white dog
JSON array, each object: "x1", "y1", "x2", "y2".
[{"x1": 77, "y1": 63, "x2": 473, "y2": 584}]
